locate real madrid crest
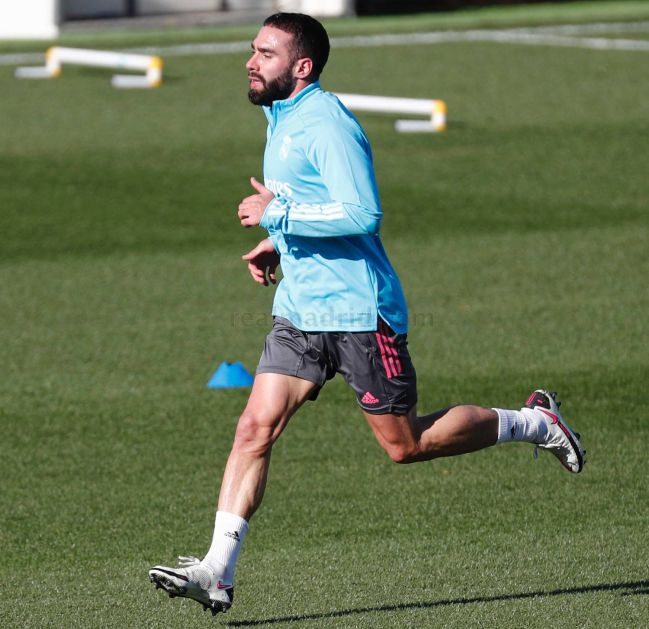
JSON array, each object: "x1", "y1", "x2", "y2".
[{"x1": 279, "y1": 135, "x2": 292, "y2": 161}]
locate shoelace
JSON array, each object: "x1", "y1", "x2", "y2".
[{"x1": 178, "y1": 555, "x2": 201, "y2": 568}]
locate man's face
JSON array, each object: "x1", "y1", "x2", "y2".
[{"x1": 247, "y1": 26, "x2": 299, "y2": 106}]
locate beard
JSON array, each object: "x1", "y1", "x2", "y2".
[{"x1": 248, "y1": 65, "x2": 297, "y2": 106}]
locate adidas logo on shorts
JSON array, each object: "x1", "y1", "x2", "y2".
[{"x1": 361, "y1": 391, "x2": 380, "y2": 405}]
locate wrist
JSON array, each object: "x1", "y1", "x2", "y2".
[{"x1": 260, "y1": 197, "x2": 286, "y2": 230}]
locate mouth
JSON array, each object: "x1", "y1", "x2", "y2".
[{"x1": 248, "y1": 75, "x2": 264, "y2": 89}]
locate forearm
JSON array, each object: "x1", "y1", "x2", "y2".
[{"x1": 261, "y1": 196, "x2": 381, "y2": 237}]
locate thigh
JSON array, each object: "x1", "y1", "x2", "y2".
[
  {"x1": 245, "y1": 371, "x2": 319, "y2": 421},
  {"x1": 362, "y1": 405, "x2": 420, "y2": 456},
  {"x1": 238, "y1": 372, "x2": 319, "y2": 445}
]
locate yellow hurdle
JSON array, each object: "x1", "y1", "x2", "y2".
[
  {"x1": 336, "y1": 93, "x2": 447, "y2": 133},
  {"x1": 16, "y1": 47, "x2": 163, "y2": 89}
]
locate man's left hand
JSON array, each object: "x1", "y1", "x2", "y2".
[{"x1": 238, "y1": 177, "x2": 275, "y2": 227}]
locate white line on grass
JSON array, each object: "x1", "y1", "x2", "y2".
[
  {"x1": 514, "y1": 20, "x2": 649, "y2": 34},
  {"x1": 2, "y1": 20, "x2": 649, "y2": 66},
  {"x1": 329, "y1": 29, "x2": 649, "y2": 51}
]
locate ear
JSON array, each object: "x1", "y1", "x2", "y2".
[{"x1": 293, "y1": 57, "x2": 313, "y2": 80}]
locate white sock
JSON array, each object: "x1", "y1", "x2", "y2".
[
  {"x1": 202, "y1": 511, "x2": 249, "y2": 583},
  {"x1": 494, "y1": 408, "x2": 548, "y2": 444}
]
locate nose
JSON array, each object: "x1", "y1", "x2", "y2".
[{"x1": 246, "y1": 53, "x2": 259, "y2": 72}]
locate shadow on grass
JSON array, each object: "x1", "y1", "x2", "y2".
[{"x1": 227, "y1": 580, "x2": 649, "y2": 627}]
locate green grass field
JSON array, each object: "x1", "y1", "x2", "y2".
[{"x1": 1, "y1": 2, "x2": 648, "y2": 627}]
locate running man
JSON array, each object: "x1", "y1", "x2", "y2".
[{"x1": 149, "y1": 13, "x2": 585, "y2": 616}]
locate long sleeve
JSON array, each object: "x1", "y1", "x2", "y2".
[{"x1": 261, "y1": 198, "x2": 380, "y2": 237}]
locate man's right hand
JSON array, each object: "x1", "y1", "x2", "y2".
[{"x1": 242, "y1": 238, "x2": 280, "y2": 286}]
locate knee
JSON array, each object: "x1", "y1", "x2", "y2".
[
  {"x1": 232, "y1": 410, "x2": 276, "y2": 455},
  {"x1": 384, "y1": 443, "x2": 419, "y2": 464}
]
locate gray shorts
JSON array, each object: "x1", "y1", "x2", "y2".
[{"x1": 256, "y1": 316, "x2": 417, "y2": 415}]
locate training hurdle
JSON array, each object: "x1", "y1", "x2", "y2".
[
  {"x1": 15, "y1": 47, "x2": 163, "y2": 89},
  {"x1": 336, "y1": 93, "x2": 447, "y2": 133}
]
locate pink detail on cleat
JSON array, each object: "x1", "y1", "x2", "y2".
[{"x1": 539, "y1": 409, "x2": 559, "y2": 424}]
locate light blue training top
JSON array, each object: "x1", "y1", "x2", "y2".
[{"x1": 259, "y1": 81, "x2": 408, "y2": 333}]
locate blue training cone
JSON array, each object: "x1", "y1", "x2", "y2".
[{"x1": 207, "y1": 361, "x2": 254, "y2": 389}]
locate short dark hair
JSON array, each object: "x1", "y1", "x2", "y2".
[{"x1": 263, "y1": 13, "x2": 330, "y2": 80}]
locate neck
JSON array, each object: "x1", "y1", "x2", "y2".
[{"x1": 286, "y1": 78, "x2": 315, "y2": 100}]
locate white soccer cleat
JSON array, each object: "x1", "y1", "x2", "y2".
[
  {"x1": 149, "y1": 556, "x2": 233, "y2": 616},
  {"x1": 523, "y1": 389, "x2": 586, "y2": 473}
]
